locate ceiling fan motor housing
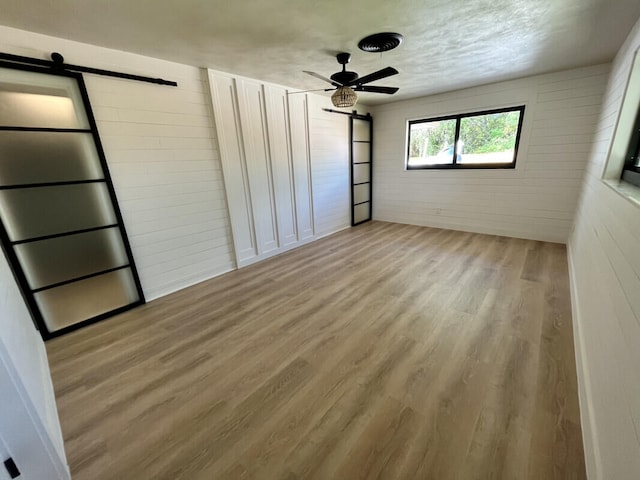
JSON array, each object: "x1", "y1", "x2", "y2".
[
  {"x1": 331, "y1": 52, "x2": 358, "y2": 85},
  {"x1": 331, "y1": 70, "x2": 359, "y2": 85}
]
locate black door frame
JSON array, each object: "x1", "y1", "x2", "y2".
[{"x1": 349, "y1": 113, "x2": 373, "y2": 226}]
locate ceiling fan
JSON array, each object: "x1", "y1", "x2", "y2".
[{"x1": 303, "y1": 52, "x2": 399, "y2": 107}]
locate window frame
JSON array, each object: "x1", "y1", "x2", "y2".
[
  {"x1": 406, "y1": 105, "x2": 526, "y2": 170},
  {"x1": 621, "y1": 104, "x2": 640, "y2": 188}
]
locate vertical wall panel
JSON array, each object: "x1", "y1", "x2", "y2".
[
  {"x1": 265, "y1": 85, "x2": 297, "y2": 247},
  {"x1": 288, "y1": 94, "x2": 314, "y2": 241},
  {"x1": 208, "y1": 73, "x2": 257, "y2": 264},
  {"x1": 236, "y1": 79, "x2": 279, "y2": 255}
]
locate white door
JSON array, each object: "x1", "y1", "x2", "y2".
[{"x1": 0, "y1": 342, "x2": 69, "y2": 479}]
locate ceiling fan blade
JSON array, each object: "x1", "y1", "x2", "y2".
[
  {"x1": 348, "y1": 66, "x2": 399, "y2": 86},
  {"x1": 354, "y1": 85, "x2": 399, "y2": 94},
  {"x1": 288, "y1": 88, "x2": 336, "y2": 95},
  {"x1": 303, "y1": 71, "x2": 342, "y2": 87}
]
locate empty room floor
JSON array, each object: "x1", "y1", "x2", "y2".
[{"x1": 46, "y1": 221, "x2": 586, "y2": 479}]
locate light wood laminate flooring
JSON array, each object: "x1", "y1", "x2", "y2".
[{"x1": 47, "y1": 221, "x2": 586, "y2": 479}]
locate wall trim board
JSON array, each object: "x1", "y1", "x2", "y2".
[
  {"x1": 313, "y1": 224, "x2": 352, "y2": 240},
  {"x1": 567, "y1": 242, "x2": 602, "y2": 479},
  {"x1": 235, "y1": 234, "x2": 319, "y2": 268},
  {"x1": 372, "y1": 215, "x2": 568, "y2": 244},
  {"x1": 144, "y1": 266, "x2": 236, "y2": 302}
]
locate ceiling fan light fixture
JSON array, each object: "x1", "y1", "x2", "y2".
[{"x1": 331, "y1": 86, "x2": 358, "y2": 108}]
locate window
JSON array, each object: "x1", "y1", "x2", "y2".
[
  {"x1": 603, "y1": 48, "x2": 640, "y2": 194},
  {"x1": 406, "y1": 105, "x2": 525, "y2": 169},
  {"x1": 621, "y1": 104, "x2": 640, "y2": 187}
]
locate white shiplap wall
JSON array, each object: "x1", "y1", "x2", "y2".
[
  {"x1": 569, "y1": 17, "x2": 640, "y2": 480},
  {"x1": 0, "y1": 26, "x2": 236, "y2": 300},
  {"x1": 307, "y1": 95, "x2": 351, "y2": 237},
  {"x1": 371, "y1": 64, "x2": 610, "y2": 243}
]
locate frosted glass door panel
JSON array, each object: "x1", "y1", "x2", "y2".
[
  {"x1": 352, "y1": 119, "x2": 370, "y2": 142},
  {"x1": 353, "y1": 142, "x2": 370, "y2": 164},
  {"x1": 0, "y1": 67, "x2": 89, "y2": 128},
  {"x1": 15, "y1": 228, "x2": 128, "y2": 290},
  {"x1": 353, "y1": 164, "x2": 371, "y2": 184},
  {"x1": 34, "y1": 268, "x2": 139, "y2": 332},
  {"x1": 0, "y1": 131, "x2": 103, "y2": 185},
  {"x1": 354, "y1": 183, "x2": 370, "y2": 204},
  {"x1": 0, "y1": 183, "x2": 116, "y2": 241},
  {"x1": 354, "y1": 203, "x2": 370, "y2": 224},
  {"x1": 0, "y1": 92, "x2": 77, "y2": 128}
]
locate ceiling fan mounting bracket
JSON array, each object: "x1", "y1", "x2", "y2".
[{"x1": 336, "y1": 52, "x2": 351, "y2": 66}]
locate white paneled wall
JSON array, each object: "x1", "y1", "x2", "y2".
[
  {"x1": 207, "y1": 71, "x2": 321, "y2": 267},
  {"x1": 1, "y1": 27, "x2": 236, "y2": 301},
  {"x1": 371, "y1": 65, "x2": 610, "y2": 243},
  {"x1": 307, "y1": 95, "x2": 351, "y2": 237},
  {"x1": 569, "y1": 17, "x2": 640, "y2": 480}
]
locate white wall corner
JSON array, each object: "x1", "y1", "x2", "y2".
[{"x1": 566, "y1": 241, "x2": 602, "y2": 479}]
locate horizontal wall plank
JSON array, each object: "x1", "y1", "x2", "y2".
[{"x1": 568, "y1": 16, "x2": 640, "y2": 480}]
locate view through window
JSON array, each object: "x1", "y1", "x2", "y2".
[
  {"x1": 622, "y1": 104, "x2": 640, "y2": 187},
  {"x1": 407, "y1": 106, "x2": 525, "y2": 169}
]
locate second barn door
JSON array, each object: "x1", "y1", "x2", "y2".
[{"x1": 350, "y1": 114, "x2": 373, "y2": 225}]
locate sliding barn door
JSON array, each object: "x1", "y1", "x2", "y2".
[
  {"x1": 350, "y1": 115, "x2": 373, "y2": 225},
  {"x1": 0, "y1": 64, "x2": 144, "y2": 339}
]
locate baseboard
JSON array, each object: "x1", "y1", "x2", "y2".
[
  {"x1": 372, "y1": 215, "x2": 568, "y2": 244},
  {"x1": 566, "y1": 242, "x2": 601, "y2": 479}
]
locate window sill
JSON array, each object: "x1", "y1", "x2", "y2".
[{"x1": 603, "y1": 178, "x2": 640, "y2": 208}]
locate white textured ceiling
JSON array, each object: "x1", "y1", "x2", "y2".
[{"x1": 1, "y1": 0, "x2": 639, "y2": 104}]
